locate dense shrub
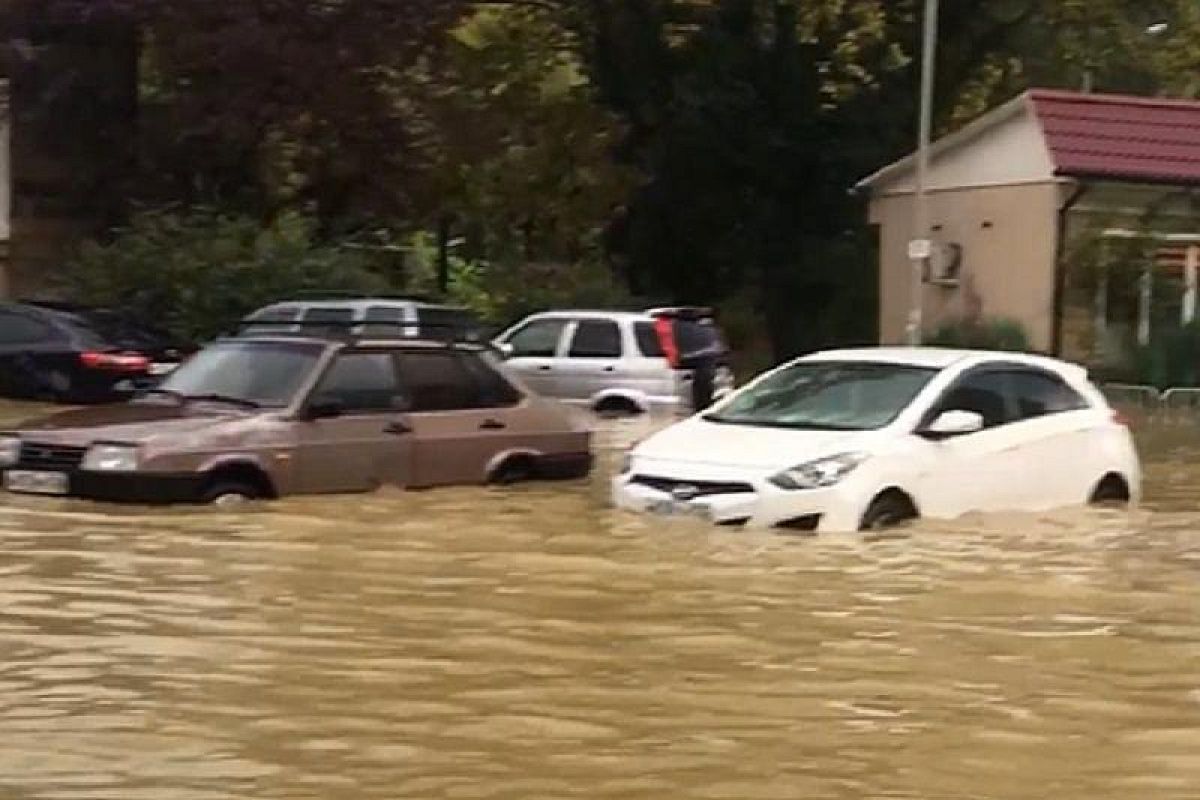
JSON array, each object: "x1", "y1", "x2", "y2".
[
  {"x1": 64, "y1": 207, "x2": 389, "y2": 341},
  {"x1": 401, "y1": 231, "x2": 632, "y2": 328},
  {"x1": 926, "y1": 316, "x2": 1032, "y2": 352}
]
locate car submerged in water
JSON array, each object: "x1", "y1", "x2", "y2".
[
  {"x1": 0, "y1": 329, "x2": 592, "y2": 505},
  {"x1": 613, "y1": 347, "x2": 1141, "y2": 532}
]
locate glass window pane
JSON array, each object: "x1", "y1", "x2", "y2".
[
  {"x1": 569, "y1": 320, "x2": 621, "y2": 358},
  {"x1": 0, "y1": 311, "x2": 54, "y2": 345},
  {"x1": 634, "y1": 322, "x2": 665, "y2": 357},
  {"x1": 1008, "y1": 370, "x2": 1087, "y2": 419},
  {"x1": 935, "y1": 372, "x2": 1010, "y2": 428},
  {"x1": 506, "y1": 320, "x2": 567, "y2": 357},
  {"x1": 312, "y1": 352, "x2": 402, "y2": 412},
  {"x1": 460, "y1": 352, "x2": 521, "y2": 408},
  {"x1": 398, "y1": 351, "x2": 476, "y2": 412}
]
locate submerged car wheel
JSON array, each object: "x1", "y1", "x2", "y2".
[
  {"x1": 202, "y1": 481, "x2": 260, "y2": 507},
  {"x1": 491, "y1": 456, "x2": 536, "y2": 485},
  {"x1": 594, "y1": 397, "x2": 642, "y2": 418},
  {"x1": 1089, "y1": 474, "x2": 1131, "y2": 507},
  {"x1": 859, "y1": 491, "x2": 918, "y2": 531}
]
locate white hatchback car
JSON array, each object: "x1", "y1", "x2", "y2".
[{"x1": 613, "y1": 347, "x2": 1141, "y2": 532}]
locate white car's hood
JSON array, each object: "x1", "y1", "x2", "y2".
[{"x1": 634, "y1": 417, "x2": 879, "y2": 472}]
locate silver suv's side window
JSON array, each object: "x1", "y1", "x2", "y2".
[
  {"x1": 634, "y1": 322, "x2": 665, "y2": 357},
  {"x1": 507, "y1": 319, "x2": 568, "y2": 357},
  {"x1": 312, "y1": 352, "x2": 403, "y2": 413},
  {"x1": 568, "y1": 320, "x2": 622, "y2": 359}
]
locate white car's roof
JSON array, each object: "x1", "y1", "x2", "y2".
[{"x1": 800, "y1": 347, "x2": 1086, "y2": 377}]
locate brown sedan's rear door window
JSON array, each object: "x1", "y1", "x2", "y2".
[{"x1": 397, "y1": 351, "x2": 475, "y2": 411}]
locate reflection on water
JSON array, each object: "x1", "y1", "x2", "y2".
[{"x1": 0, "y1": 404, "x2": 1197, "y2": 798}]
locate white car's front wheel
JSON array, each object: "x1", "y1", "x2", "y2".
[{"x1": 859, "y1": 491, "x2": 918, "y2": 531}]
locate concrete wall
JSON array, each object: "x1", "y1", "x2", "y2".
[
  {"x1": 871, "y1": 181, "x2": 1063, "y2": 350},
  {"x1": 872, "y1": 101, "x2": 1054, "y2": 196}
]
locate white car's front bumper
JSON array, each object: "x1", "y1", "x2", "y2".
[{"x1": 611, "y1": 471, "x2": 866, "y2": 532}]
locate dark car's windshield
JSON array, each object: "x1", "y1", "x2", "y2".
[
  {"x1": 704, "y1": 361, "x2": 937, "y2": 431},
  {"x1": 154, "y1": 341, "x2": 324, "y2": 407}
]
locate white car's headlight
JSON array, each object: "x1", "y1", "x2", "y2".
[
  {"x1": 769, "y1": 452, "x2": 868, "y2": 491},
  {"x1": 0, "y1": 436, "x2": 20, "y2": 468},
  {"x1": 82, "y1": 444, "x2": 140, "y2": 472}
]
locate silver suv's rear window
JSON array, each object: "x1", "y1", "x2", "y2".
[{"x1": 634, "y1": 319, "x2": 725, "y2": 359}]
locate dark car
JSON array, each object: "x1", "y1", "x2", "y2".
[{"x1": 0, "y1": 301, "x2": 193, "y2": 403}]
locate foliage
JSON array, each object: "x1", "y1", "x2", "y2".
[
  {"x1": 416, "y1": 4, "x2": 637, "y2": 266},
  {"x1": 401, "y1": 231, "x2": 632, "y2": 328},
  {"x1": 64, "y1": 208, "x2": 388, "y2": 342},
  {"x1": 926, "y1": 316, "x2": 1032, "y2": 352},
  {"x1": 1123, "y1": 323, "x2": 1200, "y2": 389},
  {"x1": 39, "y1": 0, "x2": 470, "y2": 220}
]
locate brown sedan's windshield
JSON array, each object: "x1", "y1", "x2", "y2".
[{"x1": 155, "y1": 341, "x2": 325, "y2": 407}]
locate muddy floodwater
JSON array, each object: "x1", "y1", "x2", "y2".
[{"x1": 0, "y1": 403, "x2": 1197, "y2": 799}]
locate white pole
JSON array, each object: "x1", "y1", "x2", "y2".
[
  {"x1": 1138, "y1": 265, "x2": 1152, "y2": 346},
  {"x1": 1184, "y1": 245, "x2": 1198, "y2": 325},
  {"x1": 907, "y1": 0, "x2": 939, "y2": 346}
]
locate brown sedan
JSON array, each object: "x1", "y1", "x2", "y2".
[{"x1": 0, "y1": 335, "x2": 592, "y2": 504}]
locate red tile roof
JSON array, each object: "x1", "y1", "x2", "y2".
[{"x1": 1029, "y1": 89, "x2": 1200, "y2": 185}]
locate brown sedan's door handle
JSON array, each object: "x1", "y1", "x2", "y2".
[
  {"x1": 480, "y1": 419, "x2": 506, "y2": 431},
  {"x1": 383, "y1": 420, "x2": 412, "y2": 435}
]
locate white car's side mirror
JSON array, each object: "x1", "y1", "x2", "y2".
[
  {"x1": 922, "y1": 409, "x2": 984, "y2": 438},
  {"x1": 494, "y1": 341, "x2": 515, "y2": 359}
]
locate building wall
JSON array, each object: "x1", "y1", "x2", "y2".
[
  {"x1": 871, "y1": 182, "x2": 1063, "y2": 350},
  {"x1": 872, "y1": 102, "x2": 1054, "y2": 196}
]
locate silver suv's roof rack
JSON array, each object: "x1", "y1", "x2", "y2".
[{"x1": 645, "y1": 306, "x2": 715, "y2": 319}]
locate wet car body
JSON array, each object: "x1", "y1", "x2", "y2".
[
  {"x1": 0, "y1": 334, "x2": 591, "y2": 504},
  {"x1": 614, "y1": 347, "x2": 1142, "y2": 532}
]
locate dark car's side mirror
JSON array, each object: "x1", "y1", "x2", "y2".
[{"x1": 304, "y1": 398, "x2": 344, "y2": 420}]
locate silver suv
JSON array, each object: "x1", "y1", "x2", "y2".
[
  {"x1": 241, "y1": 295, "x2": 486, "y2": 341},
  {"x1": 493, "y1": 308, "x2": 734, "y2": 416}
]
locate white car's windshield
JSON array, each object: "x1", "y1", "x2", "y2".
[
  {"x1": 704, "y1": 361, "x2": 937, "y2": 431},
  {"x1": 153, "y1": 341, "x2": 325, "y2": 408}
]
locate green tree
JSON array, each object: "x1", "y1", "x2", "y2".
[{"x1": 416, "y1": 4, "x2": 637, "y2": 268}]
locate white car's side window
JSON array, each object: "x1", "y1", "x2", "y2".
[
  {"x1": 929, "y1": 371, "x2": 1010, "y2": 429},
  {"x1": 929, "y1": 366, "x2": 1089, "y2": 432},
  {"x1": 1008, "y1": 370, "x2": 1088, "y2": 420}
]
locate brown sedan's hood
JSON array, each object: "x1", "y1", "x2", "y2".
[{"x1": 13, "y1": 402, "x2": 252, "y2": 445}]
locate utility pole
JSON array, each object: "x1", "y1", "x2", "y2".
[{"x1": 908, "y1": 0, "x2": 939, "y2": 345}]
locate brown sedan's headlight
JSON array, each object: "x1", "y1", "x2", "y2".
[
  {"x1": 0, "y1": 436, "x2": 19, "y2": 468},
  {"x1": 82, "y1": 444, "x2": 139, "y2": 472}
]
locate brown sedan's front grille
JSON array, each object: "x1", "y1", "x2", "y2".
[
  {"x1": 630, "y1": 474, "x2": 755, "y2": 497},
  {"x1": 18, "y1": 443, "x2": 87, "y2": 471}
]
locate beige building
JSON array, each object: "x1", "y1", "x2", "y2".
[{"x1": 857, "y1": 88, "x2": 1200, "y2": 366}]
